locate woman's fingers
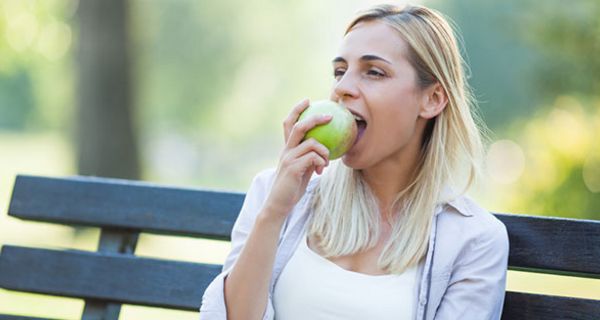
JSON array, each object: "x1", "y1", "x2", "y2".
[
  {"x1": 265, "y1": 100, "x2": 334, "y2": 217},
  {"x1": 285, "y1": 114, "x2": 332, "y2": 150},
  {"x1": 283, "y1": 98, "x2": 311, "y2": 143},
  {"x1": 280, "y1": 138, "x2": 330, "y2": 178},
  {"x1": 292, "y1": 150, "x2": 328, "y2": 176},
  {"x1": 284, "y1": 137, "x2": 330, "y2": 167}
]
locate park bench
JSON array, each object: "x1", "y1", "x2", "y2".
[{"x1": 0, "y1": 174, "x2": 599, "y2": 319}]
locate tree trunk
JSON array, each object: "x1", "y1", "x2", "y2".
[{"x1": 75, "y1": 0, "x2": 140, "y2": 180}]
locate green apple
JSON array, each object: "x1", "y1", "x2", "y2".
[{"x1": 297, "y1": 100, "x2": 357, "y2": 160}]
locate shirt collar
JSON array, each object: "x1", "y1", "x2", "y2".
[{"x1": 436, "y1": 185, "x2": 473, "y2": 217}]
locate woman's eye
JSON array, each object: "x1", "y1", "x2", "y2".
[
  {"x1": 333, "y1": 69, "x2": 345, "y2": 78},
  {"x1": 367, "y1": 69, "x2": 385, "y2": 77},
  {"x1": 333, "y1": 68, "x2": 385, "y2": 79}
]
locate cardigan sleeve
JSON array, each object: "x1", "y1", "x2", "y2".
[
  {"x1": 199, "y1": 168, "x2": 277, "y2": 320},
  {"x1": 434, "y1": 219, "x2": 510, "y2": 320}
]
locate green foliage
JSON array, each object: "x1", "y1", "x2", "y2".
[
  {"x1": 429, "y1": 0, "x2": 600, "y2": 219},
  {"x1": 0, "y1": 0, "x2": 75, "y2": 131},
  {"x1": 1, "y1": 0, "x2": 598, "y2": 217},
  {"x1": 484, "y1": 96, "x2": 600, "y2": 220},
  {"x1": 132, "y1": 0, "x2": 247, "y2": 135},
  {"x1": 431, "y1": 0, "x2": 543, "y2": 129},
  {"x1": 0, "y1": 68, "x2": 34, "y2": 129},
  {"x1": 519, "y1": 0, "x2": 600, "y2": 98}
]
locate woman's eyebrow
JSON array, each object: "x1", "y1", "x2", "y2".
[{"x1": 332, "y1": 54, "x2": 392, "y2": 65}]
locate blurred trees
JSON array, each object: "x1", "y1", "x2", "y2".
[
  {"x1": 75, "y1": 0, "x2": 139, "y2": 179},
  {"x1": 129, "y1": 0, "x2": 343, "y2": 186},
  {"x1": 437, "y1": 0, "x2": 600, "y2": 219},
  {"x1": 519, "y1": 0, "x2": 600, "y2": 100},
  {"x1": 0, "y1": 0, "x2": 74, "y2": 131},
  {"x1": 505, "y1": 0, "x2": 600, "y2": 219},
  {"x1": 132, "y1": 1, "x2": 246, "y2": 135},
  {"x1": 510, "y1": 0, "x2": 600, "y2": 220},
  {"x1": 1, "y1": 0, "x2": 599, "y2": 218},
  {"x1": 0, "y1": 69, "x2": 34, "y2": 130},
  {"x1": 433, "y1": 0, "x2": 543, "y2": 129},
  {"x1": 484, "y1": 96, "x2": 600, "y2": 220},
  {"x1": 0, "y1": 0, "x2": 139, "y2": 179}
]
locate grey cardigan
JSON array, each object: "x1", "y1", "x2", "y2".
[{"x1": 199, "y1": 168, "x2": 509, "y2": 320}]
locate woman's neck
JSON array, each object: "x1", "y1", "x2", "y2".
[{"x1": 361, "y1": 148, "x2": 421, "y2": 216}]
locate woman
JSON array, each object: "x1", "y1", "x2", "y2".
[{"x1": 200, "y1": 3, "x2": 509, "y2": 320}]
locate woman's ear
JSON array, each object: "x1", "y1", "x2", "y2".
[{"x1": 419, "y1": 83, "x2": 448, "y2": 119}]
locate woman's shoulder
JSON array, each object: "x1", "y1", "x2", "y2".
[
  {"x1": 252, "y1": 167, "x2": 277, "y2": 185},
  {"x1": 440, "y1": 194, "x2": 508, "y2": 245}
]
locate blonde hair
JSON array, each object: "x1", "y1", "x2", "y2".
[{"x1": 307, "y1": 4, "x2": 489, "y2": 274}]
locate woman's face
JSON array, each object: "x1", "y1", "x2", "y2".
[{"x1": 330, "y1": 20, "x2": 431, "y2": 170}]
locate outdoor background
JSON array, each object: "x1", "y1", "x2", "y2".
[{"x1": 1, "y1": 0, "x2": 599, "y2": 318}]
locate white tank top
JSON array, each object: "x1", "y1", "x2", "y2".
[{"x1": 273, "y1": 229, "x2": 420, "y2": 320}]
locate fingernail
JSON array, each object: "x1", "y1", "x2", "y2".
[{"x1": 322, "y1": 114, "x2": 333, "y2": 120}]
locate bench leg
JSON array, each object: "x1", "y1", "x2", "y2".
[
  {"x1": 82, "y1": 299, "x2": 121, "y2": 320},
  {"x1": 79, "y1": 229, "x2": 139, "y2": 319}
]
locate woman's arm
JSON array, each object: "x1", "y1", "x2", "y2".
[
  {"x1": 225, "y1": 102, "x2": 331, "y2": 320},
  {"x1": 200, "y1": 99, "x2": 332, "y2": 320},
  {"x1": 224, "y1": 207, "x2": 287, "y2": 320},
  {"x1": 199, "y1": 168, "x2": 278, "y2": 320},
  {"x1": 434, "y1": 222, "x2": 510, "y2": 320}
]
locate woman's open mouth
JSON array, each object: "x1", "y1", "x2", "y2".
[{"x1": 353, "y1": 114, "x2": 367, "y2": 147}]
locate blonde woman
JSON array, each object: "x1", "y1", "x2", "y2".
[{"x1": 200, "y1": 3, "x2": 509, "y2": 320}]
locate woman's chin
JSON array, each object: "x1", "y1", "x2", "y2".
[{"x1": 342, "y1": 154, "x2": 365, "y2": 170}]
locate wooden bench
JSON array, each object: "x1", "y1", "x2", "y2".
[{"x1": 0, "y1": 174, "x2": 599, "y2": 319}]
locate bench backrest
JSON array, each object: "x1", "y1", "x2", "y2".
[{"x1": 0, "y1": 175, "x2": 599, "y2": 319}]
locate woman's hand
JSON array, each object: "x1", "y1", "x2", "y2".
[{"x1": 263, "y1": 98, "x2": 331, "y2": 219}]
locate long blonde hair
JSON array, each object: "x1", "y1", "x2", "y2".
[{"x1": 307, "y1": 4, "x2": 488, "y2": 274}]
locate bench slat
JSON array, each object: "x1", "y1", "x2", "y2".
[
  {"x1": 2, "y1": 246, "x2": 599, "y2": 317},
  {"x1": 496, "y1": 213, "x2": 600, "y2": 279},
  {"x1": 8, "y1": 175, "x2": 245, "y2": 241},
  {"x1": 0, "y1": 245, "x2": 221, "y2": 311},
  {"x1": 502, "y1": 291, "x2": 600, "y2": 320},
  {"x1": 10, "y1": 175, "x2": 600, "y2": 277},
  {"x1": 0, "y1": 316, "x2": 56, "y2": 320}
]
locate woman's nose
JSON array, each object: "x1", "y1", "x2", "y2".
[{"x1": 330, "y1": 72, "x2": 359, "y2": 102}]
